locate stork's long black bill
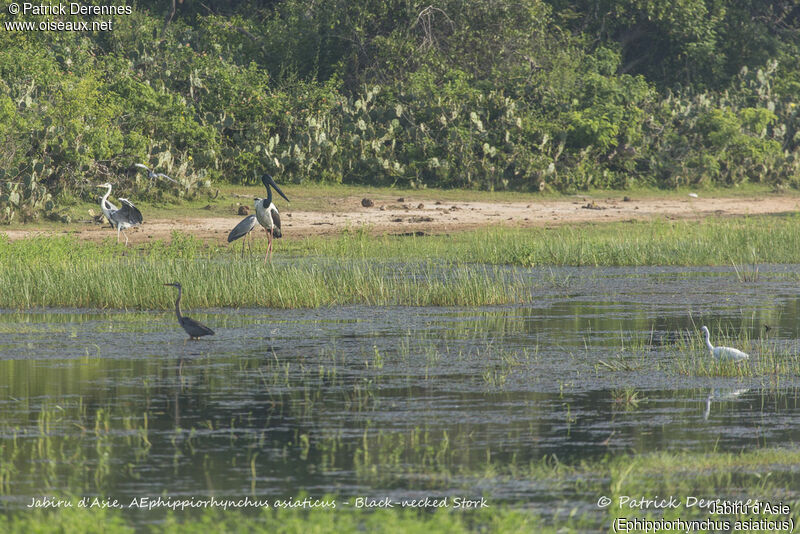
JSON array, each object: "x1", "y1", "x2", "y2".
[{"x1": 261, "y1": 174, "x2": 289, "y2": 203}]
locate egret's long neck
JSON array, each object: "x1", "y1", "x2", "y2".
[
  {"x1": 703, "y1": 330, "x2": 714, "y2": 352},
  {"x1": 174, "y1": 287, "x2": 183, "y2": 321}
]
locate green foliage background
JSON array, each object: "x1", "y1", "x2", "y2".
[{"x1": 1, "y1": 0, "x2": 799, "y2": 220}]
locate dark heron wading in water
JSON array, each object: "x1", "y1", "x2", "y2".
[{"x1": 164, "y1": 282, "x2": 215, "y2": 340}]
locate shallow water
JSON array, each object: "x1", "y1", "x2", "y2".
[{"x1": 2, "y1": 265, "x2": 800, "y2": 523}]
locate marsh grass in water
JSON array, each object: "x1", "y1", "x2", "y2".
[
  {"x1": 278, "y1": 214, "x2": 800, "y2": 267},
  {"x1": 2, "y1": 505, "x2": 563, "y2": 534},
  {"x1": 670, "y1": 324, "x2": 800, "y2": 378},
  {"x1": 3, "y1": 213, "x2": 800, "y2": 308},
  {"x1": 610, "y1": 387, "x2": 646, "y2": 410},
  {"x1": 0, "y1": 243, "x2": 531, "y2": 310},
  {"x1": 4, "y1": 447, "x2": 800, "y2": 533}
]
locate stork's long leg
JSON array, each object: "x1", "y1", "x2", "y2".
[
  {"x1": 263, "y1": 228, "x2": 274, "y2": 264},
  {"x1": 264, "y1": 228, "x2": 272, "y2": 264},
  {"x1": 116, "y1": 226, "x2": 121, "y2": 243}
]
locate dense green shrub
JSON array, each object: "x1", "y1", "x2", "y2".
[{"x1": 0, "y1": 0, "x2": 798, "y2": 221}]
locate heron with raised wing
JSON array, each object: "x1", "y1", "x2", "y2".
[
  {"x1": 227, "y1": 214, "x2": 257, "y2": 257},
  {"x1": 254, "y1": 173, "x2": 289, "y2": 263},
  {"x1": 164, "y1": 282, "x2": 215, "y2": 340},
  {"x1": 97, "y1": 183, "x2": 143, "y2": 245},
  {"x1": 700, "y1": 326, "x2": 749, "y2": 363},
  {"x1": 134, "y1": 163, "x2": 178, "y2": 184}
]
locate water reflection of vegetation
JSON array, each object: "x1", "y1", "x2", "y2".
[
  {"x1": 7, "y1": 305, "x2": 800, "y2": 530},
  {"x1": 4, "y1": 445, "x2": 800, "y2": 532}
]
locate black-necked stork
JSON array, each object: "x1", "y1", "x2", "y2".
[
  {"x1": 227, "y1": 214, "x2": 257, "y2": 258},
  {"x1": 97, "y1": 183, "x2": 143, "y2": 245},
  {"x1": 134, "y1": 163, "x2": 178, "y2": 184},
  {"x1": 164, "y1": 282, "x2": 215, "y2": 340},
  {"x1": 254, "y1": 174, "x2": 289, "y2": 263}
]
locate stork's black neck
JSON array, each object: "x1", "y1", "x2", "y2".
[{"x1": 264, "y1": 185, "x2": 272, "y2": 206}]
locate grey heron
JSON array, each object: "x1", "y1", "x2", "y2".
[
  {"x1": 700, "y1": 326, "x2": 749, "y2": 362},
  {"x1": 97, "y1": 183, "x2": 143, "y2": 245},
  {"x1": 134, "y1": 163, "x2": 178, "y2": 184},
  {"x1": 164, "y1": 282, "x2": 215, "y2": 340},
  {"x1": 227, "y1": 214, "x2": 257, "y2": 257},
  {"x1": 254, "y1": 174, "x2": 289, "y2": 263},
  {"x1": 97, "y1": 185, "x2": 119, "y2": 228}
]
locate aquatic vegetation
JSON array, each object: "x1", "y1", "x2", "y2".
[
  {"x1": 2, "y1": 505, "x2": 562, "y2": 534},
  {"x1": 4, "y1": 259, "x2": 800, "y2": 532},
  {"x1": 4, "y1": 446, "x2": 800, "y2": 532},
  {"x1": 0, "y1": 248, "x2": 531, "y2": 310},
  {"x1": 3, "y1": 213, "x2": 800, "y2": 309},
  {"x1": 610, "y1": 387, "x2": 646, "y2": 410},
  {"x1": 670, "y1": 325, "x2": 800, "y2": 378},
  {"x1": 281, "y1": 214, "x2": 800, "y2": 267}
]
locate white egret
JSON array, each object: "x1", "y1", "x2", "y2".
[{"x1": 700, "y1": 326, "x2": 749, "y2": 362}]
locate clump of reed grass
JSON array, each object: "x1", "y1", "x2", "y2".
[
  {"x1": 0, "y1": 250, "x2": 532, "y2": 309},
  {"x1": 5, "y1": 213, "x2": 800, "y2": 272},
  {"x1": 670, "y1": 324, "x2": 800, "y2": 378},
  {"x1": 610, "y1": 387, "x2": 646, "y2": 410}
]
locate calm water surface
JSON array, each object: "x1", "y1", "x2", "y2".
[{"x1": 2, "y1": 265, "x2": 800, "y2": 523}]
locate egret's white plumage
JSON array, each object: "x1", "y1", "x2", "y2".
[{"x1": 701, "y1": 326, "x2": 749, "y2": 362}]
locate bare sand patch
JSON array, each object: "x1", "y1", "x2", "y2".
[{"x1": 4, "y1": 194, "x2": 799, "y2": 243}]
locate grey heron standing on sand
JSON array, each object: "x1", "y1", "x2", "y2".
[
  {"x1": 134, "y1": 163, "x2": 178, "y2": 184},
  {"x1": 227, "y1": 214, "x2": 257, "y2": 257},
  {"x1": 254, "y1": 173, "x2": 289, "y2": 263},
  {"x1": 164, "y1": 282, "x2": 215, "y2": 340},
  {"x1": 97, "y1": 183, "x2": 143, "y2": 245}
]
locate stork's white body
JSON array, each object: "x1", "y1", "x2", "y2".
[
  {"x1": 701, "y1": 326, "x2": 749, "y2": 362},
  {"x1": 254, "y1": 198, "x2": 279, "y2": 232}
]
